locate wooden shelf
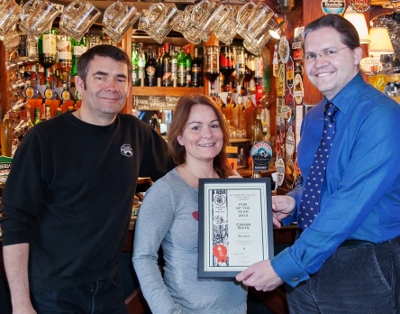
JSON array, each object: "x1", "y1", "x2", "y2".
[{"x1": 131, "y1": 86, "x2": 204, "y2": 97}]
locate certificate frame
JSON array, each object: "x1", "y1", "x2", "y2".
[{"x1": 198, "y1": 178, "x2": 273, "y2": 278}]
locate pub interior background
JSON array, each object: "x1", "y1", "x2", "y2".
[{"x1": 1, "y1": 0, "x2": 399, "y2": 312}]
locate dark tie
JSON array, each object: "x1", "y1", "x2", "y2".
[{"x1": 298, "y1": 102, "x2": 338, "y2": 229}]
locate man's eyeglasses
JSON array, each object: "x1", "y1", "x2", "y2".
[{"x1": 304, "y1": 47, "x2": 349, "y2": 62}]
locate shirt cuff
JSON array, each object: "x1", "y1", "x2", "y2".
[{"x1": 271, "y1": 247, "x2": 310, "y2": 287}]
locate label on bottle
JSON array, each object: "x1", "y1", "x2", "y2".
[
  {"x1": 18, "y1": 33, "x2": 28, "y2": 60},
  {"x1": 146, "y1": 66, "x2": 156, "y2": 77},
  {"x1": 58, "y1": 39, "x2": 72, "y2": 61},
  {"x1": 42, "y1": 33, "x2": 57, "y2": 54},
  {"x1": 192, "y1": 64, "x2": 202, "y2": 84},
  {"x1": 254, "y1": 56, "x2": 264, "y2": 79},
  {"x1": 73, "y1": 45, "x2": 87, "y2": 57},
  {"x1": 132, "y1": 67, "x2": 139, "y2": 86},
  {"x1": 177, "y1": 65, "x2": 186, "y2": 86}
]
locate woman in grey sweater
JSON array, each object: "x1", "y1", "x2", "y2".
[{"x1": 132, "y1": 94, "x2": 247, "y2": 314}]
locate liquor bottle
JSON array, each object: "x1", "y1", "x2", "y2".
[
  {"x1": 32, "y1": 70, "x2": 41, "y2": 99},
  {"x1": 71, "y1": 35, "x2": 88, "y2": 76},
  {"x1": 1, "y1": 112, "x2": 12, "y2": 157},
  {"x1": 177, "y1": 48, "x2": 186, "y2": 87},
  {"x1": 219, "y1": 46, "x2": 235, "y2": 92},
  {"x1": 33, "y1": 107, "x2": 41, "y2": 125},
  {"x1": 45, "y1": 104, "x2": 52, "y2": 120},
  {"x1": 56, "y1": 107, "x2": 63, "y2": 116},
  {"x1": 38, "y1": 28, "x2": 57, "y2": 78},
  {"x1": 131, "y1": 43, "x2": 139, "y2": 86},
  {"x1": 51, "y1": 71, "x2": 60, "y2": 100},
  {"x1": 239, "y1": 99, "x2": 247, "y2": 138},
  {"x1": 184, "y1": 45, "x2": 192, "y2": 87},
  {"x1": 27, "y1": 38, "x2": 39, "y2": 63},
  {"x1": 162, "y1": 42, "x2": 172, "y2": 87},
  {"x1": 235, "y1": 46, "x2": 245, "y2": 93},
  {"x1": 252, "y1": 114, "x2": 263, "y2": 143},
  {"x1": 254, "y1": 55, "x2": 264, "y2": 106},
  {"x1": 156, "y1": 46, "x2": 164, "y2": 87},
  {"x1": 138, "y1": 43, "x2": 146, "y2": 86},
  {"x1": 145, "y1": 48, "x2": 157, "y2": 87},
  {"x1": 191, "y1": 47, "x2": 202, "y2": 87},
  {"x1": 245, "y1": 96, "x2": 255, "y2": 140},
  {"x1": 171, "y1": 45, "x2": 178, "y2": 85},
  {"x1": 243, "y1": 53, "x2": 255, "y2": 94},
  {"x1": 18, "y1": 29, "x2": 28, "y2": 62},
  {"x1": 25, "y1": 104, "x2": 34, "y2": 129},
  {"x1": 57, "y1": 32, "x2": 73, "y2": 79}
]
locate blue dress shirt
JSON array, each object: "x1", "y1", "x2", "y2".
[{"x1": 271, "y1": 73, "x2": 400, "y2": 287}]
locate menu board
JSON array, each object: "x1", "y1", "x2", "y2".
[{"x1": 133, "y1": 95, "x2": 180, "y2": 110}]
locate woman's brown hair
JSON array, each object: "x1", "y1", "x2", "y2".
[{"x1": 168, "y1": 94, "x2": 235, "y2": 178}]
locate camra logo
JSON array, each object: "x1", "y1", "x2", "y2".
[
  {"x1": 213, "y1": 194, "x2": 226, "y2": 206},
  {"x1": 120, "y1": 144, "x2": 133, "y2": 157}
]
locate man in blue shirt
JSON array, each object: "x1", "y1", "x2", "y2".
[{"x1": 237, "y1": 14, "x2": 400, "y2": 312}]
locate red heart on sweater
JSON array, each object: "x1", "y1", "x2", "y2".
[{"x1": 192, "y1": 211, "x2": 199, "y2": 220}]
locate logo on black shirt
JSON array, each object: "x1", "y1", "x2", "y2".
[{"x1": 121, "y1": 144, "x2": 133, "y2": 157}]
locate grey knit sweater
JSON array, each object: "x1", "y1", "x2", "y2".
[{"x1": 132, "y1": 168, "x2": 247, "y2": 314}]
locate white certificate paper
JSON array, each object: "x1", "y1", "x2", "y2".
[{"x1": 199, "y1": 178, "x2": 273, "y2": 277}]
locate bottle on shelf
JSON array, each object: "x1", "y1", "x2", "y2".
[
  {"x1": 45, "y1": 104, "x2": 52, "y2": 120},
  {"x1": 191, "y1": 46, "x2": 203, "y2": 87},
  {"x1": 184, "y1": 45, "x2": 192, "y2": 87},
  {"x1": 131, "y1": 42, "x2": 139, "y2": 86},
  {"x1": 33, "y1": 107, "x2": 41, "y2": 125},
  {"x1": 138, "y1": 43, "x2": 146, "y2": 86},
  {"x1": 162, "y1": 42, "x2": 172, "y2": 87},
  {"x1": 57, "y1": 32, "x2": 73, "y2": 80},
  {"x1": 245, "y1": 96, "x2": 255, "y2": 140},
  {"x1": 219, "y1": 46, "x2": 235, "y2": 92},
  {"x1": 252, "y1": 114, "x2": 263, "y2": 144},
  {"x1": 243, "y1": 53, "x2": 255, "y2": 95},
  {"x1": 177, "y1": 47, "x2": 186, "y2": 87},
  {"x1": 254, "y1": 54, "x2": 264, "y2": 107},
  {"x1": 1, "y1": 112, "x2": 12, "y2": 157},
  {"x1": 17, "y1": 28, "x2": 28, "y2": 62},
  {"x1": 235, "y1": 46, "x2": 245, "y2": 94},
  {"x1": 25, "y1": 104, "x2": 34, "y2": 129},
  {"x1": 156, "y1": 46, "x2": 164, "y2": 87},
  {"x1": 71, "y1": 35, "x2": 88, "y2": 76},
  {"x1": 51, "y1": 71, "x2": 60, "y2": 101},
  {"x1": 38, "y1": 27, "x2": 57, "y2": 78},
  {"x1": 32, "y1": 70, "x2": 41, "y2": 99},
  {"x1": 238, "y1": 98, "x2": 247, "y2": 138},
  {"x1": 145, "y1": 47, "x2": 157, "y2": 87},
  {"x1": 171, "y1": 45, "x2": 178, "y2": 86}
]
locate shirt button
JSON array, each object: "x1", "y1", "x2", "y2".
[{"x1": 293, "y1": 278, "x2": 299, "y2": 281}]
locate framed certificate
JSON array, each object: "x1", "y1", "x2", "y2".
[{"x1": 198, "y1": 178, "x2": 273, "y2": 278}]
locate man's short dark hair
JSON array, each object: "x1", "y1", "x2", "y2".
[{"x1": 77, "y1": 44, "x2": 132, "y2": 85}]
